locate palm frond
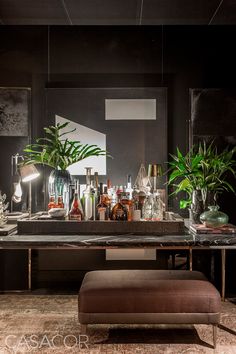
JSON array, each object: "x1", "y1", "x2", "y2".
[{"x1": 22, "y1": 122, "x2": 110, "y2": 169}]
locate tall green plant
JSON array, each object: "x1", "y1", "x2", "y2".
[
  {"x1": 168, "y1": 142, "x2": 236, "y2": 209},
  {"x1": 23, "y1": 122, "x2": 108, "y2": 170}
]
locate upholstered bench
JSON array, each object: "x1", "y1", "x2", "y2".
[{"x1": 79, "y1": 270, "x2": 221, "y2": 348}]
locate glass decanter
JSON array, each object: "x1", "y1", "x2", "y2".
[{"x1": 200, "y1": 205, "x2": 229, "y2": 228}]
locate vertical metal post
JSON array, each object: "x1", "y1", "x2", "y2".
[
  {"x1": 28, "y1": 248, "x2": 32, "y2": 291},
  {"x1": 221, "y1": 249, "x2": 226, "y2": 301},
  {"x1": 210, "y1": 250, "x2": 215, "y2": 282},
  {"x1": 189, "y1": 247, "x2": 193, "y2": 271},
  {"x1": 28, "y1": 181, "x2": 32, "y2": 219}
]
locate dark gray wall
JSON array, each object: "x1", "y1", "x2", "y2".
[
  {"x1": 1, "y1": 26, "x2": 236, "y2": 290},
  {"x1": 2, "y1": 26, "x2": 236, "y2": 210}
]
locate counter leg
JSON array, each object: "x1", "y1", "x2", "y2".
[
  {"x1": 28, "y1": 249, "x2": 32, "y2": 291},
  {"x1": 189, "y1": 247, "x2": 193, "y2": 271},
  {"x1": 221, "y1": 249, "x2": 226, "y2": 302}
]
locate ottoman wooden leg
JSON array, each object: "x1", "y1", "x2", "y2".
[
  {"x1": 213, "y1": 324, "x2": 217, "y2": 349},
  {"x1": 81, "y1": 324, "x2": 87, "y2": 335}
]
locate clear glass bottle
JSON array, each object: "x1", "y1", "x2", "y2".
[
  {"x1": 152, "y1": 191, "x2": 164, "y2": 220},
  {"x1": 83, "y1": 167, "x2": 93, "y2": 220},
  {"x1": 143, "y1": 195, "x2": 154, "y2": 220},
  {"x1": 92, "y1": 172, "x2": 99, "y2": 219},
  {"x1": 200, "y1": 205, "x2": 229, "y2": 228},
  {"x1": 126, "y1": 174, "x2": 133, "y2": 200}
]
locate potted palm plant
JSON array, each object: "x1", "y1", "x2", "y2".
[
  {"x1": 168, "y1": 141, "x2": 236, "y2": 223},
  {"x1": 22, "y1": 122, "x2": 108, "y2": 210}
]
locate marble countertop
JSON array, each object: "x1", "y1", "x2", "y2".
[{"x1": 0, "y1": 231, "x2": 236, "y2": 249}]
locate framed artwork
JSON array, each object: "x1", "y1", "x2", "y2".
[
  {"x1": 190, "y1": 88, "x2": 236, "y2": 147},
  {"x1": 0, "y1": 87, "x2": 31, "y2": 137}
]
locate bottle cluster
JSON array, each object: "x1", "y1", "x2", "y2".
[{"x1": 48, "y1": 169, "x2": 165, "y2": 222}]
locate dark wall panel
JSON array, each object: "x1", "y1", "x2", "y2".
[
  {"x1": 1, "y1": 26, "x2": 236, "y2": 290},
  {"x1": 46, "y1": 87, "x2": 167, "y2": 186}
]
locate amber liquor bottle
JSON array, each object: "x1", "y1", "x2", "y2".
[
  {"x1": 111, "y1": 193, "x2": 128, "y2": 221},
  {"x1": 48, "y1": 195, "x2": 56, "y2": 210},
  {"x1": 57, "y1": 196, "x2": 64, "y2": 209},
  {"x1": 68, "y1": 192, "x2": 84, "y2": 221},
  {"x1": 96, "y1": 195, "x2": 109, "y2": 221},
  {"x1": 121, "y1": 192, "x2": 133, "y2": 221}
]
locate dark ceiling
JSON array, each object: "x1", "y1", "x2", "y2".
[{"x1": 0, "y1": 0, "x2": 235, "y2": 25}]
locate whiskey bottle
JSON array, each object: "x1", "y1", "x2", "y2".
[
  {"x1": 121, "y1": 192, "x2": 133, "y2": 221},
  {"x1": 96, "y1": 195, "x2": 109, "y2": 221},
  {"x1": 69, "y1": 192, "x2": 83, "y2": 221},
  {"x1": 111, "y1": 193, "x2": 128, "y2": 221}
]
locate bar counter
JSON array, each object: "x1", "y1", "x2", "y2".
[
  {"x1": 0, "y1": 229, "x2": 236, "y2": 300},
  {"x1": 1, "y1": 231, "x2": 236, "y2": 249}
]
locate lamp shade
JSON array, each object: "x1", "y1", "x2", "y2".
[
  {"x1": 148, "y1": 164, "x2": 163, "y2": 177},
  {"x1": 19, "y1": 164, "x2": 40, "y2": 182}
]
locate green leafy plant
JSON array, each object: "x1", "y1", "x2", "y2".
[
  {"x1": 168, "y1": 141, "x2": 236, "y2": 209},
  {"x1": 22, "y1": 122, "x2": 108, "y2": 170}
]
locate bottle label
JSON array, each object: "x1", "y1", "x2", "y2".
[
  {"x1": 116, "y1": 208, "x2": 124, "y2": 217},
  {"x1": 69, "y1": 214, "x2": 82, "y2": 221},
  {"x1": 98, "y1": 207, "x2": 106, "y2": 221}
]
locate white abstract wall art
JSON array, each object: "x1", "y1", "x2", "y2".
[
  {"x1": 56, "y1": 115, "x2": 106, "y2": 175},
  {"x1": 105, "y1": 99, "x2": 156, "y2": 120}
]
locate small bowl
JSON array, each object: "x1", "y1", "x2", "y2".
[{"x1": 48, "y1": 208, "x2": 67, "y2": 219}]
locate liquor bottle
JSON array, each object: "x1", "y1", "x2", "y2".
[
  {"x1": 48, "y1": 195, "x2": 56, "y2": 210},
  {"x1": 152, "y1": 191, "x2": 164, "y2": 221},
  {"x1": 102, "y1": 186, "x2": 111, "y2": 218},
  {"x1": 57, "y1": 195, "x2": 64, "y2": 209},
  {"x1": 69, "y1": 181, "x2": 76, "y2": 209},
  {"x1": 96, "y1": 195, "x2": 109, "y2": 221},
  {"x1": 99, "y1": 182, "x2": 103, "y2": 196},
  {"x1": 94, "y1": 172, "x2": 99, "y2": 189},
  {"x1": 107, "y1": 179, "x2": 112, "y2": 193},
  {"x1": 111, "y1": 193, "x2": 128, "y2": 221},
  {"x1": 109, "y1": 185, "x2": 117, "y2": 211},
  {"x1": 121, "y1": 192, "x2": 133, "y2": 221},
  {"x1": 68, "y1": 192, "x2": 84, "y2": 221},
  {"x1": 126, "y1": 174, "x2": 133, "y2": 200},
  {"x1": 143, "y1": 194, "x2": 154, "y2": 221},
  {"x1": 83, "y1": 167, "x2": 93, "y2": 220}
]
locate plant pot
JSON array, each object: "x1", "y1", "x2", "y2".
[{"x1": 48, "y1": 169, "x2": 71, "y2": 212}]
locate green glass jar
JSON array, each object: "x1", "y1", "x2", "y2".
[{"x1": 200, "y1": 205, "x2": 228, "y2": 228}]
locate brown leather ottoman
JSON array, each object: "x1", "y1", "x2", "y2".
[{"x1": 79, "y1": 270, "x2": 221, "y2": 348}]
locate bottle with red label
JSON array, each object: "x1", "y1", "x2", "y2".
[
  {"x1": 48, "y1": 195, "x2": 56, "y2": 210},
  {"x1": 96, "y1": 194, "x2": 109, "y2": 221},
  {"x1": 68, "y1": 192, "x2": 84, "y2": 221},
  {"x1": 57, "y1": 195, "x2": 64, "y2": 209}
]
